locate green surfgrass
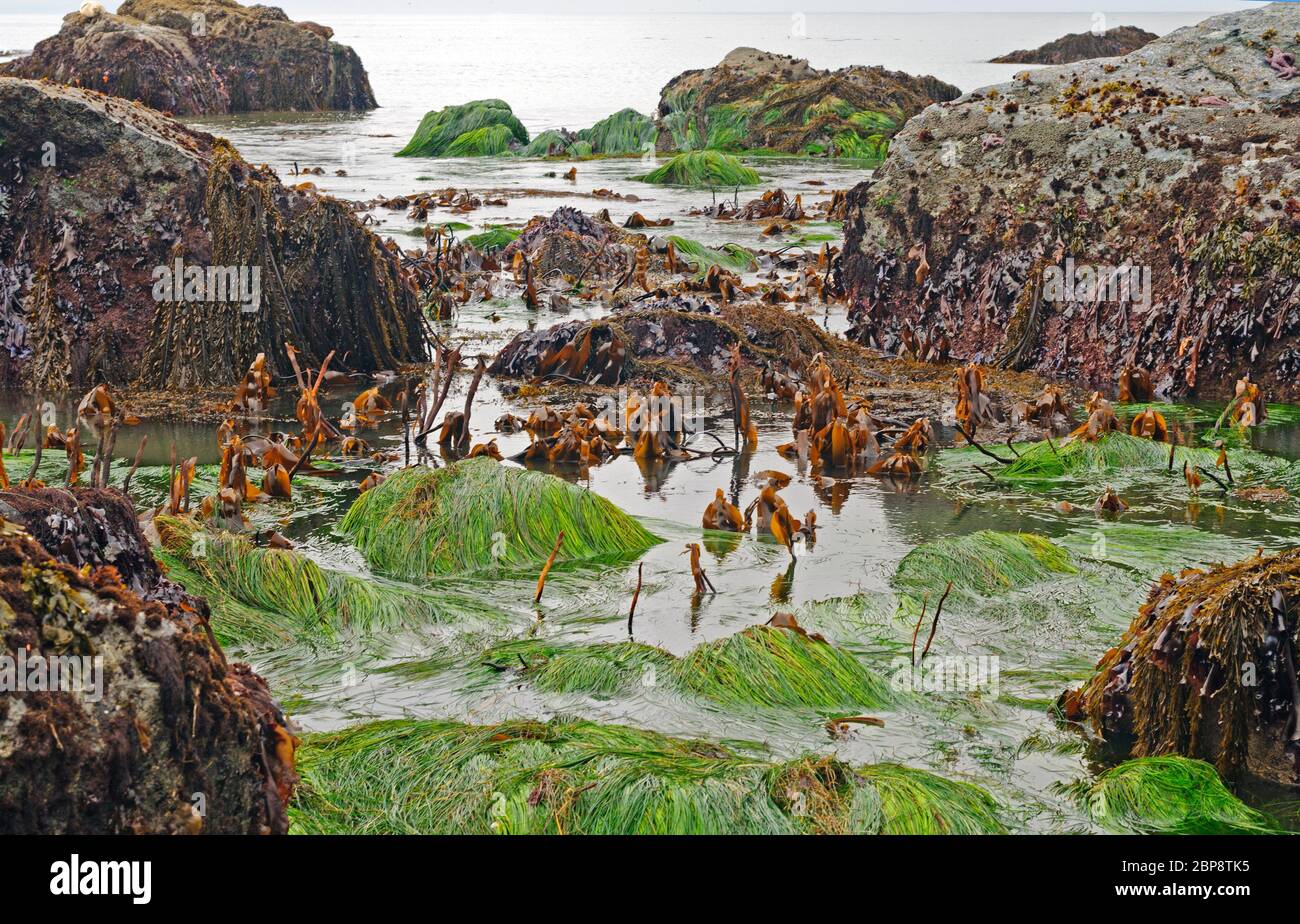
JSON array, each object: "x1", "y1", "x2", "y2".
[{"x1": 338, "y1": 459, "x2": 662, "y2": 582}]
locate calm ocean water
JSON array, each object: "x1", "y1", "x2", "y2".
[{"x1": 3, "y1": 11, "x2": 1219, "y2": 134}]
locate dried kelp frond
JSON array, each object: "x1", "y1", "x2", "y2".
[
  {"x1": 339, "y1": 458, "x2": 662, "y2": 582},
  {"x1": 291, "y1": 717, "x2": 1004, "y2": 834},
  {"x1": 1068, "y1": 547, "x2": 1300, "y2": 784}
]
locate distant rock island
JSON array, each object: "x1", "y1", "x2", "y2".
[
  {"x1": 0, "y1": 0, "x2": 376, "y2": 116},
  {"x1": 655, "y1": 47, "x2": 961, "y2": 161},
  {"x1": 990, "y1": 26, "x2": 1158, "y2": 65}
]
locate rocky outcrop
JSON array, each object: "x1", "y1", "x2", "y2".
[
  {"x1": 655, "y1": 47, "x2": 960, "y2": 163},
  {"x1": 0, "y1": 0, "x2": 376, "y2": 116},
  {"x1": 1063, "y1": 547, "x2": 1300, "y2": 788},
  {"x1": 0, "y1": 77, "x2": 425, "y2": 391},
  {"x1": 841, "y1": 4, "x2": 1300, "y2": 401},
  {"x1": 990, "y1": 26, "x2": 1158, "y2": 65},
  {"x1": 0, "y1": 489, "x2": 296, "y2": 833}
]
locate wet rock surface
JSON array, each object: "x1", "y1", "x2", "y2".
[
  {"x1": 1064, "y1": 547, "x2": 1300, "y2": 788},
  {"x1": 0, "y1": 77, "x2": 425, "y2": 391},
  {"x1": 990, "y1": 25, "x2": 1158, "y2": 65},
  {"x1": 0, "y1": 0, "x2": 376, "y2": 116},
  {"x1": 0, "y1": 488, "x2": 296, "y2": 833},
  {"x1": 655, "y1": 47, "x2": 960, "y2": 159},
  {"x1": 841, "y1": 3, "x2": 1300, "y2": 401}
]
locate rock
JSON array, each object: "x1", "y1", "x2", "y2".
[
  {"x1": 502, "y1": 206, "x2": 647, "y2": 280},
  {"x1": 0, "y1": 77, "x2": 425, "y2": 391},
  {"x1": 655, "y1": 47, "x2": 960, "y2": 162},
  {"x1": 841, "y1": 4, "x2": 1300, "y2": 401},
  {"x1": 990, "y1": 26, "x2": 1158, "y2": 64},
  {"x1": 0, "y1": 0, "x2": 376, "y2": 116},
  {"x1": 0, "y1": 489, "x2": 296, "y2": 833},
  {"x1": 396, "y1": 99, "x2": 529, "y2": 158},
  {"x1": 1063, "y1": 547, "x2": 1300, "y2": 788},
  {"x1": 491, "y1": 297, "x2": 858, "y2": 384}
]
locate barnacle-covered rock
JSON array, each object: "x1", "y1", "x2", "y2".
[
  {"x1": 1063, "y1": 547, "x2": 1300, "y2": 787},
  {"x1": 0, "y1": 488, "x2": 296, "y2": 833},
  {"x1": 1, "y1": 0, "x2": 376, "y2": 115},
  {"x1": 841, "y1": 4, "x2": 1300, "y2": 400},
  {"x1": 0, "y1": 76, "x2": 424, "y2": 391}
]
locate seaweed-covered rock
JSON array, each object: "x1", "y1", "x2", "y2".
[
  {"x1": 0, "y1": 77, "x2": 425, "y2": 390},
  {"x1": 1063, "y1": 547, "x2": 1300, "y2": 787},
  {"x1": 396, "y1": 99, "x2": 529, "y2": 157},
  {"x1": 0, "y1": 0, "x2": 376, "y2": 116},
  {"x1": 293, "y1": 716, "x2": 1005, "y2": 834},
  {"x1": 491, "y1": 298, "x2": 853, "y2": 384},
  {"x1": 339, "y1": 458, "x2": 662, "y2": 582},
  {"x1": 636, "y1": 150, "x2": 760, "y2": 187},
  {"x1": 0, "y1": 490, "x2": 296, "y2": 833},
  {"x1": 990, "y1": 25, "x2": 1158, "y2": 64},
  {"x1": 0, "y1": 487, "x2": 164, "y2": 596},
  {"x1": 840, "y1": 4, "x2": 1300, "y2": 400},
  {"x1": 520, "y1": 108, "x2": 658, "y2": 158},
  {"x1": 655, "y1": 46, "x2": 960, "y2": 162},
  {"x1": 501, "y1": 206, "x2": 647, "y2": 279}
]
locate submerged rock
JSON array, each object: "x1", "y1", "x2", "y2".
[
  {"x1": 841, "y1": 4, "x2": 1300, "y2": 400},
  {"x1": 655, "y1": 46, "x2": 960, "y2": 162},
  {"x1": 990, "y1": 25, "x2": 1158, "y2": 65},
  {"x1": 1063, "y1": 546, "x2": 1300, "y2": 788},
  {"x1": 0, "y1": 77, "x2": 425, "y2": 391},
  {"x1": 0, "y1": 0, "x2": 376, "y2": 116},
  {"x1": 0, "y1": 489, "x2": 296, "y2": 833},
  {"x1": 501, "y1": 206, "x2": 646, "y2": 280}
]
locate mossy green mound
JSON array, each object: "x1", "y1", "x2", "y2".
[
  {"x1": 893, "y1": 530, "x2": 1077, "y2": 607},
  {"x1": 1068, "y1": 756, "x2": 1275, "y2": 835},
  {"x1": 635, "y1": 150, "x2": 760, "y2": 187},
  {"x1": 396, "y1": 99, "x2": 528, "y2": 157},
  {"x1": 155, "y1": 516, "x2": 501, "y2": 648},
  {"x1": 676, "y1": 626, "x2": 893, "y2": 710},
  {"x1": 486, "y1": 625, "x2": 893, "y2": 711},
  {"x1": 575, "y1": 108, "x2": 657, "y2": 155},
  {"x1": 465, "y1": 225, "x2": 521, "y2": 252},
  {"x1": 519, "y1": 130, "x2": 572, "y2": 157},
  {"x1": 291, "y1": 717, "x2": 1005, "y2": 834},
  {"x1": 667, "y1": 235, "x2": 757, "y2": 274},
  {"x1": 339, "y1": 459, "x2": 662, "y2": 582},
  {"x1": 997, "y1": 432, "x2": 1221, "y2": 484}
]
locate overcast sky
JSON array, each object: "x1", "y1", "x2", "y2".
[{"x1": 4, "y1": 1, "x2": 1267, "y2": 14}]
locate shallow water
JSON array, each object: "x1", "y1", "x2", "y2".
[{"x1": 4, "y1": 9, "x2": 1297, "y2": 832}]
